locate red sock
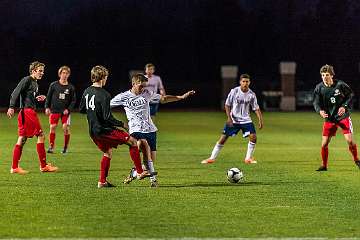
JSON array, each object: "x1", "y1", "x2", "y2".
[
  {"x1": 64, "y1": 134, "x2": 70, "y2": 149},
  {"x1": 349, "y1": 144, "x2": 359, "y2": 161},
  {"x1": 321, "y1": 146, "x2": 328, "y2": 168},
  {"x1": 99, "y1": 156, "x2": 111, "y2": 183},
  {"x1": 49, "y1": 132, "x2": 55, "y2": 148},
  {"x1": 36, "y1": 143, "x2": 47, "y2": 168},
  {"x1": 129, "y1": 146, "x2": 143, "y2": 174},
  {"x1": 12, "y1": 144, "x2": 23, "y2": 169}
]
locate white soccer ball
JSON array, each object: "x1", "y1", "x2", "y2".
[{"x1": 227, "y1": 167, "x2": 244, "y2": 183}]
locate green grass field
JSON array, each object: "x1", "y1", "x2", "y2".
[{"x1": 1, "y1": 111, "x2": 360, "y2": 238}]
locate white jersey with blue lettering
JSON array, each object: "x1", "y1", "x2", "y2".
[
  {"x1": 110, "y1": 89, "x2": 161, "y2": 134},
  {"x1": 225, "y1": 87, "x2": 259, "y2": 124}
]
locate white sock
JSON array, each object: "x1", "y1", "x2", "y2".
[
  {"x1": 209, "y1": 143, "x2": 224, "y2": 160},
  {"x1": 148, "y1": 160, "x2": 157, "y2": 181},
  {"x1": 245, "y1": 141, "x2": 256, "y2": 160},
  {"x1": 132, "y1": 169, "x2": 138, "y2": 178}
]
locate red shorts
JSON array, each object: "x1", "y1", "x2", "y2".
[
  {"x1": 91, "y1": 129, "x2": 130, "y2": 152},
  {"x1": 17, "y1": 108, "x2": 43, "y2": 137},
  {"x1": 322, "y1": 117, "x2": 353, "y2": 136},
  {"x1": 49, "y1": 113, "x2": 70, "y2": 125}
]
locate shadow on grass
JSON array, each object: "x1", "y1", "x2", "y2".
[{"x1": 144, "y1": 181, "x2": 270, "y2": 188}]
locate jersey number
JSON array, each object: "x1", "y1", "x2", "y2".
[
  {"x1": 330, "y1": 97, "x2": 336, "y2": 104},
  {"x1": 85, "y1": 94, "x2": 96, "y2": 110}
]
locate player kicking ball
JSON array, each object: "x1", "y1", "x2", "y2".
[
  {"x1": 110, "y1": 73, "x2": 195, "y2": 187},
  {"x1": 79, "y1": 66, "x2": 150, "y2": 188},
  {"x1": 202, "y1": 74, "x2": 263, "y2": 165}
]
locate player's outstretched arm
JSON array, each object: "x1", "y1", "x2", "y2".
[{"x1": 160, "y1": 90, "x2": 195, "y2": 104}]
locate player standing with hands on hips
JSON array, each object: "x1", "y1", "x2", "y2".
[{"x1": 313, "y1": 64, "x2": 360, "y2": 171}]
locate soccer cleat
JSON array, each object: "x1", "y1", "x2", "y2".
[
  {"x1": 10, "y1": 167, "x2": 29, "y2": 175},
  {"x1": 316, "y1": 166, "x2": 327, "y2": 171},
  {"x1": 355, "y1": 160, "x2": 360, "y2": 169},
  {"x1": 137, "y1": 170, "x2": 151, "y2": 180},
  {"x1": 150, "y1": 180, "x2": 158, "y2": 188},
  {"x1": 98, "y1": 181, "x2": 116, "y2": 188},
  {"x1": 47, "y1": 147, "x2": 54, "y2": 154},
  {"x1": 201, "y1": 158, "x2": 215, "y2": 164},
  {"x1": 61, "y1": 148, "x2": 67, "y2": 154},
  {"x1": 244, "y1": 158, "x2": 257, "y2": 164},
  {"x1": 40, "y1": 164, "x2": 58, "y2": 172},
  {"x1": 123, "y1": 168, "x2": 136, "y2": 184}
]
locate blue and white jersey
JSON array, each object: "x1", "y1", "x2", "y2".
[
  {"x1": 110, "y1": 89, "x2": 161, "y2": 134},
  {"x1": 225, "y1": 87, "x2": 259, "y2": 124}
]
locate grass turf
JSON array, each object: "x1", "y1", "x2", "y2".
[{"x1": 0, "y1": 111, "x2": 360, "y2": 238}]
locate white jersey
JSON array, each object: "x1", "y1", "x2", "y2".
[
  {"x1": 144, "y1": 74, "x2": 164, "y2": 104},
  {"x1": 225, "y1": 87, "x2": 259, "y2": 124},
  {"x1": 110, "y1": 89, "x2": 161, "y2": 134}
]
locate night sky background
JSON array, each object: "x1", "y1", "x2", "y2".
[{"x1": 1, "y1": 0, "x2": 360, "y2": 109}]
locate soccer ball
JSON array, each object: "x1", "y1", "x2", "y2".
[{"x1": 227, "y1": 167, "x2": 244, "y2": 183}]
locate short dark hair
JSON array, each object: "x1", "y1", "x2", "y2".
[
  {"x1": 240, "y1": 73, "x2": 250, "y2": 80},
  {"x1": 320, "y1": 64, "x2": 335, "y2": 76}
]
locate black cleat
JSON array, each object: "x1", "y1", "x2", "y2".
[
  {"x1": 316, "y1": 166, "x2": 327, "y2": 171},
  {"x1": 355, "y1": 160, "x2": 360, "y2": 169},
  {"x1": 61, "y1": 148, "x2": 67, "y2": 154},
  {"x1": 47, "y1": 147, "x2": 54, "y2": 154}
]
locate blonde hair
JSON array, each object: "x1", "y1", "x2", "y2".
[
  {"x1": 91, "y1": 65, "x2": 109, "y2": 82},
  {"x1": 29, "y1": 61, "x2": 45, "y2": 74},
  {"x1": 145, "y1": 63, "x2": 155, "y2": 70},
  {"x1": 58, "y1": 65, "x2": 71, "y2": 76}
]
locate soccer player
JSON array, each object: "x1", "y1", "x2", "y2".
[
  {"x1": 313, "y1": 64, "x2": 360, "y2": 171},
  {"x1": 45, "y1": 65, "x2": 76, "y2": 154},
  {"x1": 79, "y1": 66, "x2": 149, "y2": 188},
  {"x1": 144, "y1": 63, "x2": 166, "y2": 121},
  {"x1": 201, "y1": 73, "x2": 263, "y2": 164},
  {"x1": 7, "y1": 61, "x2": 59, "y2": 174},
  {"x1": 110, "y1": 73, "x2": 195, "y2": 187}
]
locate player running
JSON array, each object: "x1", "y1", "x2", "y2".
[
  {"x1": 79, "y1": 66, "x2": 149, "y2": 188},
  {"x1": 45, "y1": 65, "x2": 76, "y2": 154}
]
